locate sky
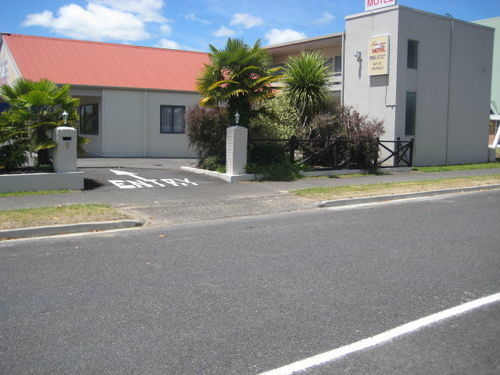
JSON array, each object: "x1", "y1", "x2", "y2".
[{"x1": 2, "y1": 0, "x2": 499, "y2": 51}]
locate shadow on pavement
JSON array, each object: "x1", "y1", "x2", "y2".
[{"x1": 84, "y1": 178, "x2": 104, "y2": 190}]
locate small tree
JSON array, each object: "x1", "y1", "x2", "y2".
[
  {"x1": 282, "y1": 51, "x2": 331, "y2": 128},
  {"x1": 249, "y1": 94, "x2": 300, "y2": 139},
  {"x1": 185, "y1": 105, "x2": 230, "y2": 168},
  {"x1": 0, "y1": 78, "x2": 80, "y2": 169},
  {"x1": 196, "y1": 39, "x2": 281, "y2": 127}
]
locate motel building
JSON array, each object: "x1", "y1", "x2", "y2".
[{"x1": 0, "y1": 1, "x2": 495, "y2": 166}]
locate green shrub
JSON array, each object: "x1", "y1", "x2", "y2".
[
  {"x1": 248, "y1": 141, "x2": 288, "y2": 166},
  {"x1": 249, "y1": 94, "x2": 300, "y2": 140},
  {"x1": 247, "y1": 161, "x2": 303, "y2": 181},
  {"x1": 0, "y1": 142, "x2": 29, "y2": 171},
  {"x1": 199, "y1": 155, "x2": 225, "y2": 172},
  {"x1": 0, "y1": 78, "x2": 80, "y2": 168}
]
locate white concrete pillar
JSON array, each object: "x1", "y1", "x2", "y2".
[
  {"x1": 226, "y1": 126, "x2": 248, "y2": 176},
  {"x1": 52, "y1": 126, "x2": 78, "y2": 172}
]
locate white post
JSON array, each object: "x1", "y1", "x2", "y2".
[
  {"x1": 226, "y1": 126, "x2": 248, "y2": 176},
  {"x1": 52, "y1": 126, "x2": 78, "y2": 172}
]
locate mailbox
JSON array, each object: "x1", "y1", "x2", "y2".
[{"x1": 52, "y1": 126, "x2": 78, "y2": 172}]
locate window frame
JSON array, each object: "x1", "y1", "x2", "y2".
[
  {"x1": 79, "y1": 103, "x2": 99, "y2": 135},
  {"x1": 407, "y1": 40, "x2": 418, "y2": 70},
  {"x1": 160, "y1": 105, "x2": 186, "y2": 134}
]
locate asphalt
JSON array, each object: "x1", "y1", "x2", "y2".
[
  {"x1": 2, "y1": 190, "x2": 499, "y2": 374},
  {"x1": 1, "y1": 157, "x2": 499, "y2": 239}
]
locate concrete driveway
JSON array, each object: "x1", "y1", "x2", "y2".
[{"x1": 77, "y1": 157, "x2": 198, "y2": 170}]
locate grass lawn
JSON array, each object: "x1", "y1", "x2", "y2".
[
  {"x1": 413, "y1": 162, "x2": 500, "y2": 173},
  {"x1": 0, "y1": 190, "x2": 71, "y2": 198},
  {"x1": 292, "y1": 174, "x2": 500, "y2": 201},
  {"x1": 0, "y1": 204, "x2": 129, "y2": 230}
]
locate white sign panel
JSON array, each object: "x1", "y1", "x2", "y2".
[
  {"x1": 365, "y1": 0, "x2": 397, "y2": 11},
  {"x1": 368, "y1": 36, "x2": 390, "y2": 76}
]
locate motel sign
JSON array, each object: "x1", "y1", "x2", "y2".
[{"x1": 365, "y1": 0, "x2": 397, "y2": 11}]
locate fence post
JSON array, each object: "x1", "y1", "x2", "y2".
[
  {"x1": 409, "y1": 138, "x2": 414, "y2": 166},
  {"x1": 394, "y1": 137, "x2": 401, "y2": 167},
  {"x1": 374, "y1": 138, "x2": 380, "y2": 168}
]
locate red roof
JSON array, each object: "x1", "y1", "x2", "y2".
[{"x1": 2, "y1": 33, "x2": 208, "y2": 92}]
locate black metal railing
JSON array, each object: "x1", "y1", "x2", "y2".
[
  {"x1": 248, "y1": 137, "x2": 414, "y2": 169},
  {"x1": 377, "y1": 137, "x2": 414, "y2": 167}
]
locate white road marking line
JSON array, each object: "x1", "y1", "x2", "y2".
[{"x1": 258, "y1": 292, "x2": 500, "y2": 375}]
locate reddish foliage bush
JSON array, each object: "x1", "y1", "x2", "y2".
[
  {"x1": 306, "y1": 102, "x2": 385, "y2": 169},
  {"x1": 185, "y1": 105, "x2": 230, "y2": 167}
]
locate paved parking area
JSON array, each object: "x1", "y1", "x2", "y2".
[{"x1": 82, "y1": 166, "x2": 221, "y2": 192}]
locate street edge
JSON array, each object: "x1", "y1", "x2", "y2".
[
  {"x1": 0, "y1": 220, "x2": 145, "y2": 240},
  {"x1": 316, "y1": 184, "x2": 500, "y2": 207}
]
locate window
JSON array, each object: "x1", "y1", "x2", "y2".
[
  {"x1": 160, "y1": 105, "x2": 185, "y2": 134},
  {"x1": 325, "y1": 57, "x2": 333, "y2": 70},
  {"x1": 405, "y1": 92, "x2": 417, "y2": 136},
  {"x1": 407, "y1": 40, "x2": 418, "y2": 69},
  {"x1": 79, "y1": 104, "x2": 98, "y2": 135},
  {"x1": 334, "y1": 55, "x2": 342, "y2": 73}
]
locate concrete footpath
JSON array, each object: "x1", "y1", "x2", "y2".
[{"x1": 1, "y1": 159, "x2": 499, "y2": 239}]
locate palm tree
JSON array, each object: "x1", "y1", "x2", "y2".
[
  {"x1": 197, "y1": 39, "x2": 281, "y2": 128},
  {"x1": 0, "y1": 78, "x2": 80, "y2": 167},
  {"x1": 282, "y1": 51, "x2": 331, "y2": 128}
]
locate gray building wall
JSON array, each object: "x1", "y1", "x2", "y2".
[
  {"x1": 74, "y1": 87, "x2": 198, "y2": 158},
  {"x1": 475, "y1": 17, "x2": 500, "y2": 114},
  {"x1": 344, "y1": 5, "x2": 493, "y2": 166},
  {"x1": 343, "y1": 9, "x2": 400, "y2": 142}
]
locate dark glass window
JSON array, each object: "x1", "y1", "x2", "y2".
[
  {"x1": 160, "y1": 105, "x2": 185, "y2": 134},
  {"x1": 407, "y1": 40, "x2": 418, "y2": 69},
  {"x1": 79, "y1": 104, "x2": 99, "y2": 135},
  {"x1": 405, "y1": 92, "x2": 417, "y2": 136},
  {"x1": 325, "y1": 57, "x2": 333, "y2": 71},
  {"x1": 334, "y1": 55, "x2": 342, "y2": 73}
]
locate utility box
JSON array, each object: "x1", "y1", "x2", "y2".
[{"x1": 52, "y1": 126, "x2": 78, "y2": 173}]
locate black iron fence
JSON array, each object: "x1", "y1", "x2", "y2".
[{"x1": 248, "y1": 136, "x2": 414, "y2": 169}]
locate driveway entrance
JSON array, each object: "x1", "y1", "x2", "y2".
[{"x1": 78, "y1": 158, "x2": 223, "y2": 193}]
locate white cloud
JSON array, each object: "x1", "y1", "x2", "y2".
[
  {"x1": 157, "y1": 39, "x2": 199, "y2": 51},
  {"x1": 158, "y1": 38, "x2": 181, "y2": 49},
  {"x1": 184, "y1": 13, "x2": 211, "y2": 25},
  {"x1": 23, "y1": 3, "x2": 150, "y2": 41},
  {"x1": 230, "y1": 13, "x2": 263, "y2": 29},
  {"x1": 94, "y1": 0, "x2": 166, "y2": 22},
  {"x1": 160, "y1": 23, "x2": 172, "y2": 34},
  {"x1": 265, "y1": 29, "x2": 306, "y2": 45},
  {"x1": 22, "y1": 10, "x2": 54, "y2": 27},
  {"x1": 313, "y1": 12, "x2": 335, "y2": 24},
  {"x1": 213, "y1": 26, "x2": 236, "y2": 38},
  {"x1": 22, "y1": 0, "x2": 168, "y2": 42}
]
